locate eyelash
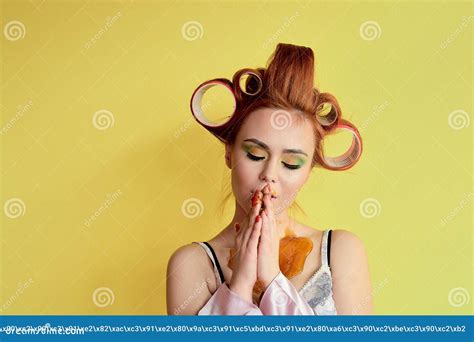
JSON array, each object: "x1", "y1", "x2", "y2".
[{"x1": 246, "y1": 153, "x2": 302, "y2": 170}]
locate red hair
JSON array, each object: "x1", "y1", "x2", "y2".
[
  {"x1": 191, "y1": 43, "x2": 363, "y2": 218},
  {"x1": 213, "y1": 43, "x2": 362, "y2": 170}
]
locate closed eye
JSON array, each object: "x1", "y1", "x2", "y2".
[
  {"x1": 282, "y1": 162, "x2": 301, "y2": 170},
  {"x1": 246, "y1": 153, "x2": 264, "y2": 161},
  {"x1": 246, "y1": 153, "x2": 301, "y2": 170}
]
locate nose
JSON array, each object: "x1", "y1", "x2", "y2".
[
  {"x1": 260, "y1": 175, "x2": 276, "y2": 183},
  {"x1": 259, "y1": 161, "x2": 277, "y2": 184}
]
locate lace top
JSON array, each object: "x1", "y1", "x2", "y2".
[{"x1": 193, "y1": 229, "x2": 337, "y2": 315}]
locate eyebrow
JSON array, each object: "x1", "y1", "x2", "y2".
[{"x1": 243, "y1": 138, "x2": 308, "y2": 157}]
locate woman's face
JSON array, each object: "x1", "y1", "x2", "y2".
[{"x1": 226, "y1": 107, "x2": 316, "y2": 215}]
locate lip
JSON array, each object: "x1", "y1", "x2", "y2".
[
  {"x1": 270, "y1": 189, "x2": 278, "y2": 199},
  {"x1": 265, "y1": 185, "x2": 278, "y2": 199}
]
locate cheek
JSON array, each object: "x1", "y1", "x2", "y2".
[
  {"x1": 282, "y1": 169, "x2": 307, "y2": 189},
  {"x1": 232, "y1": 155, "x2": 260, "y2": 182},
  {"x1": 230, "y1": 159, "x2": 259, "y2": 205},
  {"x1": 275, "y1": 172, "x2": 309, "y2": 211}
]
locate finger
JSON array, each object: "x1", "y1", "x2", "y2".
[
  {"x1": 248, "y1": 190, "x2": 262, "y2": 228},
  {"x1": 261, "y1": 210, "x2": 268, "y2": 228},
  {"x1": 262, "y1": 190, "x2": 274, "y2": 218},
  {"x1": 262, "y1": 183, "x2": 271, "y2": 195},
  {"x1": 243, "y1": 213, "x2": 260, "y2": 246},
  {"x1": 247, "y1": 213, "x2": 262, "y2": 250},
  {"x1": 260, "y1": 210, "x2": 269, "y2": 241}
]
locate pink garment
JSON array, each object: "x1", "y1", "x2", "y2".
[{"x1": 198, "y1": 271, "x2": 314, "y2": 315}]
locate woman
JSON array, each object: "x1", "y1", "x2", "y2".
[{"x1": 167, "y1": 43, "x2": 373, "y2": 315}]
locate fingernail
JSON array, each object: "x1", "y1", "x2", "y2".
[{"x1": 256, "y1": 215, "x2": 261, "y2": 223}]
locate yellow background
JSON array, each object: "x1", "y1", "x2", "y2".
[{"x1": 1, "y1": 0, "x2": 472, "y2": 315}]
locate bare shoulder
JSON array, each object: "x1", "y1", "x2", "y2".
[
  {"x1": 167, "y1": 242, "x2": 212, "y2": 279},
  {"x1": 330, "y1": 229, "x2": 373, "y2": 314},
  {"x1": 331, "y1": 229, "x2": 367, "y2": 253},
  {"x1": 168, "y1": 242, "x2": 205, "y2": 265},
  {"x1": 330, "y1": 229, "x2": 368, "y2": 267},
  {"x1": 166, "y1": 243, "x2": 215, "y2": 315}
]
